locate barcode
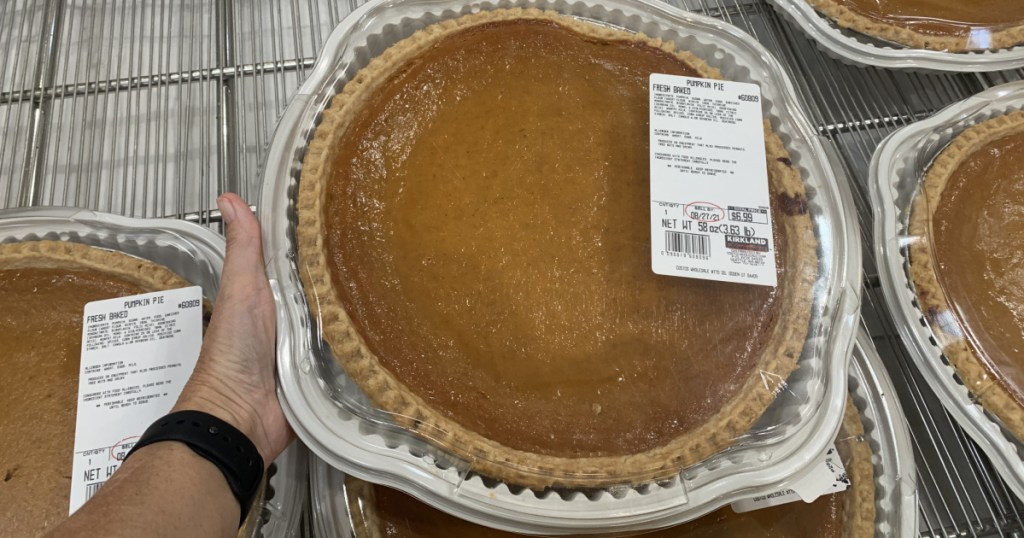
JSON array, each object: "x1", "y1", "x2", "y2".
[
  {"x1": 85, "y1": 480, "x2": 106, "y2": 501},
  {"x1": 665, "y1": 231, "x2": 710, "y2": 258}
]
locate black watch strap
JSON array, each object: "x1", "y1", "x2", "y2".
[{"x1": 124, "y1": 410, "x2": 265, "y2": 526}]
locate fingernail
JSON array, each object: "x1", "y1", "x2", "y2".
[{"x1": 218, "y1": 195, "x2": 237, "y2": 224}]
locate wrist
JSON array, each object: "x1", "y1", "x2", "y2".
[
  {"x1": 173, "y1": 382, "x2": 270, "y2": 467},
  {"x1": 123, "y1": 410, "x2": 264, "y2": 527}
]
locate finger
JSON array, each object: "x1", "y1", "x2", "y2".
[{"x1": 217, "y1": 193, "x2": 268, "y2": 290}]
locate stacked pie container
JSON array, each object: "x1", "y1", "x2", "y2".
[
  {"x1": 305, "y1": 328, "x2": 917, "y2": 536},
  {"x1": 260, "y1": 0, "x2": 863, "y2": 532}
]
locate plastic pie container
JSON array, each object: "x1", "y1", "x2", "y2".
[
  {"x1": 259, "y1": 0, "x2": 861, "y2": 532},
  {"x1": 766, "y1": 0, "x2": 1024, "y2": 72},
  {"x1": 0, "y1": 207, "x2": 306, "y2": 538},
  {"x1": 871, "y1": 80, "x2": 1024, "y2": 501}
]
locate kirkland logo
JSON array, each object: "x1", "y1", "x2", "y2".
[{"x1": 725, "y1": 235, "x2": 769, "y2": 252}]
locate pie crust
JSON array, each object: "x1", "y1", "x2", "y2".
[
  {"x1": 803, "y1": 0, "x2": 1024, "y2": 52},
  {"x1": 908, "y1": 111, "x2": 1024, "y2": 442},
  {"x1": 343, "y1": 397, "x2": 876, "y2": 537},
  {"x1": 0, "y1": 240, "x2": 193, "y2": 288},
  {"x1": 297, "y1": 8, "x2": 818, "y2": 489}
]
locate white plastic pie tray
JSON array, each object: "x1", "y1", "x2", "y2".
[
  {"x1": 766, "y1": 0, "x2": 1024, "y2": 72},
  {"x1": 871, "y1": 80, "x2": 1024, "y2": 502},
  {"x1": 0, "y1": 207, "x2": 307, "y2": 538},
  {"x1": 305, "y1": 328, "x2": 916, "y2": 537},
  {"x1": 259, "y1": 0, "x2": 862, "y2": 532}
]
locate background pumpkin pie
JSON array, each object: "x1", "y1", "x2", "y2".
[
  {"x1": 297, "y1": 9, "x2": 818, "y2": 489},
  {"x1": 909, "y1": 111, "x2": 1024, "y2": 444},
  {"x1": 803, "y1": 0, "x2": 1024, "y2": 51},
  {"x1": 0, "y1": 240, "x2": 264, "y2": 536},
  {"x1": 0, "y1": 240, "x2": 197, "y2": 535}
]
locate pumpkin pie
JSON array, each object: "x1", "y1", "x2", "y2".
[
  {"x1": 297, "y1": 9, "x2": 818, "y2": 489},
  {"x1": 909, "y1": 111, "x2": 1024, "y2": 442},
  {"x1": 0, "y1": 240, "x2": 214, "y2": 536},
  {"x1": 803, "y1": 0, "x2": 1024, "y2": 51},
  {"x1": 344, "y1": 398, "x2": 874, "y2": 537}
]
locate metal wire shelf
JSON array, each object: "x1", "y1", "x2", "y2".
[{"x1": 2, "y1": 0, "x2": 1023, "y2": 536}]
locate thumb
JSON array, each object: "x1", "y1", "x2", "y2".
[{"x1": 217, "y1": 193, "x2": 268, "y2": 293}]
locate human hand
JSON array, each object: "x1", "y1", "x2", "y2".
[{"x1": 173, "y1": 193, "x2": 293, "y2": 466}]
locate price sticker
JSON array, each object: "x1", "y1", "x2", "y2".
[{"x1": 649, "y1": 74, "x2": 778, "y2": 287}]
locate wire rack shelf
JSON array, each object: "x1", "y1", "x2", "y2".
[{"x1": 2, "y1": 1, "x2": 1023, "y2": 535}]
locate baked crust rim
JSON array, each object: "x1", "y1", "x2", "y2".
[
  {"x1": 802, "y1": 0, "x2": 1024, "y2": 52},
  {"x1": 296, "y1": 8, "x2": 819, "y2": 489},
  {"x1": 0, "y1": 239, "x2": 194, "y2": 291},
  {"x1": 907, "y1": 110, "x2": 1024, "y2": 444}
]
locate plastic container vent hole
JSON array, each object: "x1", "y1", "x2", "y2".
[
  {"x1": 479, "y1": 475, "x2": 501, "y2": 490},
  {"x1": 264, "y1": 481, "x2": 276, "y2": 504},
  {"x1": 583, "y1": 489, "x2": 604, "y2": 501},
  {"x1": 555, "y1": 489, "x2": 577, "y2": 502},
  {"x1": 506, "y1": 483, "x2": 526, "y2": 496}
]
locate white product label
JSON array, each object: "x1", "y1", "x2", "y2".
[
  {"x1": 730, "y1": 443, "x2": 850, "y2": 513},
  {"x1": 649, "y1": 74, "x2": 777, "y2": 287},
  {"x1": 69, "y1": 287, "x2": 203, "y2": 514}
]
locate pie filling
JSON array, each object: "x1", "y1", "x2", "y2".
[
  {"x1": 835, "y1": 0, "x2": 1024, "y2": 40},
  {"x1": 0, "y1": 267, "x2": 147, "y2": 536},
  {"x1": 930, "y1": 129, "x2": 1024, "y2": 403},
  {"x1": 323, "y1": 19, "x2": 790, "y2": 458}
]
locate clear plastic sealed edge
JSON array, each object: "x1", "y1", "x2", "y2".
[
  {"x1": 0, "y1": 207, "x2": 305, "y2": 538},
  {"x1": 260, "y1": 0, "x2": 861, "y2": 532},
  {"x1": 871, "y1": 79, "x2": 1024, "y2": 501},
  {"x1": 307, "y1": 327, "x2": 911, "y2": 537},
  {"x1": 766, "y1": 0, "x2": 1024, "y2": 72}
]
